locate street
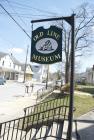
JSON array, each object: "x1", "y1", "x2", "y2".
[
  {"x1": 0, "y1": 81, "x2": 45, "y2": 122},
  {"x1": 0, "y1": 81, "x2": 44, "y2": 102}
]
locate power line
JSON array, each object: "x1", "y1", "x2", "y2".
[
  {"x1": 0, "y1": 3, "x2": 31, "y2": 39},
  {"x1": 0, "y1": 11, "x2": 93, "y2": 19},
  {"x1": 5, "y1": 0, "x2": 27, "y2": 27},
  {"x1": 2, "y1": 0, "x2": 59, "y2": 16},
  {"x1": 0, "y1": 12, "x2": 54, "y2": 18}
]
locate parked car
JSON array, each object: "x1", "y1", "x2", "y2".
[{"x1": 0, "y1": 76, "x2": 6, "y2": 85}]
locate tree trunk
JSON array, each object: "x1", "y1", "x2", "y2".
[{"x1": 65, "y1": 54, "x2": 70, "y2": 84}]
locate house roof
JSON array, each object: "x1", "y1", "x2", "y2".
[
  {"x1": 0, "y1": 52, "x2": 8, "y2": 59},
  {"x1": 0, "y1": 52, "x2": 21, "y2": 66},
  {"x1": 21, "y1": 64, "x2": 32, "y2": 70},
  {"x1": 21, "y1": 64, "x2": 27, "y2": 71},
  {"x1": 21, "y1": 64, "x2": 34, "y2": 74},
  {"x1": 10, "y1": 54, "x2": 21, "y2": 66}
]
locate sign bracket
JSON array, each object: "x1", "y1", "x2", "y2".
[{"x1": 31, "y1": 14, "x2": 75, "y2": 140}]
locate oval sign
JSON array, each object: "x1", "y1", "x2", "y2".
[{"x1": 35, "y1": 38, "x2": 58, "y2": 54}]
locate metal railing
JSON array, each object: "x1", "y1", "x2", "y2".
[
  {"x1": 0, "y1": 95, "x2": 69, "y2": 140},
  {"x1": 24, "y1": 94, "x2": 69, "y2": 116},
  {"x1": 36, "y1": 85, "x2": 55, "y2": 102}
]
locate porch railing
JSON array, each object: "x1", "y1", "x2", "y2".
[
  {"x1": 24, "y1": 94, "x2": 68, "y2": 116},
  {"x1": 36, "y1": 85, "x2": 55, "y2": 102},
  {"x1": 0, "y1": 95, "x2": 69, "y2": 140}
]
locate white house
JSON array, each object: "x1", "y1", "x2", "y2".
[
  {"x1": 0, "y1": 52, "x2": 33, "y2": 81},
  {"x1": 0, "y1": 52, "x2": 21, "y2": 80},
  {"x1": 40, "y1": 65, "x2": 49, "y2": 82},
  {"x1": 86, "y1": 65, "x2": 94, "y2": 84},
  {"x1": 31, "y1": 64, "x2": 41, "y2": 81},
  {"x1": 18, "y1": 64, "x2": 33, "y2": 82}
]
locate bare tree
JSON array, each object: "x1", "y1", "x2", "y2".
[{"x1": 59, "y1": 3, "x2": 94, "y2": 83}]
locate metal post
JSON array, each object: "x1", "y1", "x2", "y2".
[
  {"x1": 46, "y1": 65, "x2": 49, "y2": 89},
  {"x1": 23, "y1": 45, "x2": 29, "y2": 83},
  {"x1": 31, "y1": 15, "x2": 75, "y2": 140},
  {"x1": 67, "y1": 14, "x2": 75, "y2": 140}
]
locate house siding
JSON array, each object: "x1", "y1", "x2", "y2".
[
  {"x1": 0, "y1": 52, "x2": 33, "y2": 81},
  {"x1": 86, "y1": 67, "x2": 94, "y2": 84}
]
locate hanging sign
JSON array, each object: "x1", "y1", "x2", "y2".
[{"x1": 30, "y1": 26, "x2": 62, "y2": 64}]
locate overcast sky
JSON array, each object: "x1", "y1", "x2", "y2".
[{"x1": 0, "y1": 0, "x2": 94, "y2": 72}]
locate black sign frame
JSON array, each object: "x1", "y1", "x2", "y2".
[{"x1": 31, "y1": 26, "x2": 62, "y2": 64}]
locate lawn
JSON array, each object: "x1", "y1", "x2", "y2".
[
  {"x1": 74, "y1": 94, "x2": 94, "y2": 117},
  {"x1": 18, "y1": 93, "x2": 94, "y2": 129},
  {"x1": 44, "y1": 92, "x2": 94, "y2": 118},
  {"x1": 33, "y1": 94, "x2": 94, "y2": 119}
]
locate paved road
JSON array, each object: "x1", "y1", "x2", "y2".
[
  {"x1": 0, "y1": 81, "x2": 45, "y2": 122},
  {"x1": 0, "y1": 81, "x2": 44, "y2": 102}
]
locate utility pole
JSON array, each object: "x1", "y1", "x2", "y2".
[
  {"x1": 23, "y1": 45, "x2": 29, "y2": 83},
  {"x1": 46, "y1": 65, "x2": 49, "y2": 89}
]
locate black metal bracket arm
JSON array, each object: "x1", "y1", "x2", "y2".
[{"x1": 31, "y1": 14, "x2": 75, "y2": 27}]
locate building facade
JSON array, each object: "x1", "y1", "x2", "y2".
[
  {"x1": 86, "y1": 65, "x2": 94, "y2": 84},
  {"x1": 0, "y1": 52, "x2": 33, "y2": 82}
]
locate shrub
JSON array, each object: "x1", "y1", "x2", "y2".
[
  {"x1": 61, "y1": 83, "x2": 70, "y2": 92},
  {"x1": 61, "y1": 83, "x2": 77, "y2": 92}
]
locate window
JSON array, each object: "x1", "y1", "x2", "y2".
[
  {"x1": 14, "y1": 64, "x2": 15, "y2": 69},
  {"x1": 2, "y1": 61, "x2": 4, "y2": 66}
]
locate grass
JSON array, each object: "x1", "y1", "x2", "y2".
[
  {"x1": 18, "y1": 93, "x2": 94, "y2": 130},
  {"x1": 44, "y1": 92, "x2": 94, "y2": 118},
  {"x1": 74, "y1": 94, "x2": 94, "y2": 118},
  {"x1": 37, "y1": 92, "x2": 94, "y2": 118}
]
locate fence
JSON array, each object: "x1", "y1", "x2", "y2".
[
  {"x1": 36, "y1": 85, "x2": 55, "y2": 102},
  {"x1": 0, "y1": 95, "x2": 69, "y2": 140}
]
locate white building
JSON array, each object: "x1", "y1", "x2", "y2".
[
  {"x1": 40, "y1": 65, "x2": 49, "y2": 82},
  {"x1": 0, "y1": 52, "x2": 33, "y2": 81},
  {"x1": 0, "y1": 52, "x2": 21, "y2": 80},
  {"x1": 86, "y1": 65, "x2": 94, "y2": 84},
  {"x1": 31, "y1": 64, "x2": 41, "y2": 81},
  {"x1": 18, "y1": 64, "x2": 33, "y2": 82}
]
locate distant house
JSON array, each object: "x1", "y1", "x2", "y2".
[
  {"x1": 18, "y1": 64, "x2": 33, "y2": 82},
  {"x1": 0, "y1": 52, "x2": 33, "y2": 82},
  {"x1": 31, "y1": 64, "x2": 41, "y2": 81},
  {"x1": 40, "y1": 65, "x2": 49, "y2": 82},
  {"x1": 0, "y1": 52, "x2": 21, "y2": 80},
  {"x1": 86, "y1": 65, "x2": 94, "y2": 84},
  {"x1": 75, "y1": 72, "x2": 87, "y2": 84},
  {"x1": 75, "y1": 65, "x2": 94, "y2": 85},
  {"x1": 31, "y1": 64, "x2": 49, "y2": 82}
]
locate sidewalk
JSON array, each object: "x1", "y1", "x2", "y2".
[
  {"x1": 72, "y1": 110, "x2": 94, "y2": 140},
  {"x1": 75, "y1": 90, "x2": 93, "y2": 96}
]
